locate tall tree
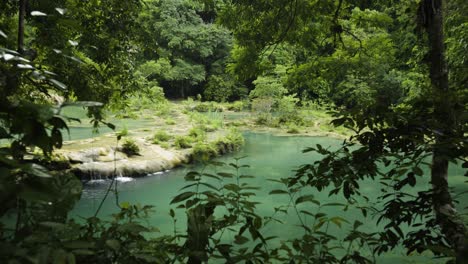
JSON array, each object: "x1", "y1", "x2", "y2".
[
  {"x1": 136, "y1": 0, "x2": 232, "y2": 98},
  {"x1": 420, "y1": 0, "x2": 468, "y2": 261}
]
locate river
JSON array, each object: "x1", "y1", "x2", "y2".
[{"x1": 72, "y1": 132, "x2": 467, "y2": 263}]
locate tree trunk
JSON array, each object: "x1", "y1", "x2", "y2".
[
  {"x1": 18, "y1": 0, "x2": 26, "y2": 53},
  {"x1": 423, "y1": 0, "x2": 468, "y2": 262}
]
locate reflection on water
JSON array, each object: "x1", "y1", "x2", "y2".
[{"x1": 72, "y1": 132, "x2": 466, "y2": 263}]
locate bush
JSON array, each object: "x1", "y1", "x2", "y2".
[
  {"x1": 213, "y1": 129, "x2": 245, "y2": 154},
  {"x1": 226, "y1": 101, "x2": 245, "y2": 112},
  {"x1": 160, "y1": 142, "x2": 170, "y2": 149},
  {"x1": 192, "y1": 142, "x2": 218, "y2": 161},
  {"x1": 117, "y1": 126, "x2": 129, "y2": 137},
  {"x1": 203, "y1": 74, "x2": 248, "y2": 102},
  {"x1": 121, "y1": 139, "x2": 140, "y2": 156},
  {"x1": 165, "y1": 118, "x2": 176, "y2": 125},
  {"x1": 174, "y1": 136, "x2": 193, "y2": 149},
  {"x1": 188, "y1": 127, "x2": 206, "y2": 140},
  {"x1": 193, "y1": 102, "x2": 224, "y2": 113},
  {"x1": 152, "y1": 130, "x2": 172, "y2": 144},
  {"x1": 286, "y1": 124, "x2": 300, "y2": 134},
  {"x1": 254, "y1": 113, "x2": 272, "y2": 125}
]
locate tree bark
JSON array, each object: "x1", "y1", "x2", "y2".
[
  {"x1": 423, "y1": 0, "x2": 468, "y2": 262},
  {"x1": 18, "y1": 0, "x2": 26, "y2": 53}
]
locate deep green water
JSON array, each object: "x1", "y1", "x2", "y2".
[{"x1": 72, "y1": 132, "x2": 467, "y2": 263}]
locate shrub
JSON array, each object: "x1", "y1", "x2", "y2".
[
  {"x1": 174, "y1": 136, "x2": 192, "y2": 149},
  {"x1": 226, "y1": 101, "x2": 245, "y2": 112},
  {"x1": 225, "y1": 129, "x2": 244, "y2": 148},
  {"x1": 286, "y1": 124, "x2": 300, "y2": 134},
  {"x1": 254, "y1": 113, "x2": 272, "y2": 125},
  {"x1": 117, "y1": 126, "x2": 129, "y2": 137},
  {"x1": 193, "y1": 102, "x2": 211, "y2": 112},
  {"x1": 121, "y1": 139, "x2": 140, "y2": 156},
  {"x1": 192, "y1": 142, "x2": 218, "y2": 161},
  {"x1": 152, "y1": 130, "x2": 171, "y2": 144},
  {"x1": 188, "y1": 127, "x2": 206, "y2": 140},
  {"x1": 203, "y1": 74, "x2": 248, "y2": 102},
  {"x1": 277, "y1": 94, "x2": 304, "y2": 125},
  {"x1": 251, "y1": 97, "x2": 274, "y2": 113},
  {"x1": 160, "y1": 142, "x2": 170, "y2": 149},
  {"x1": 193, "y1": 102, "x2": 224, "y2": 113},
  {"x1": 213, "y1": 129, "x2": 245, "y2": 154},
  {"x1": 165, "y1": 118, "x2": 176, "y2": 125}
]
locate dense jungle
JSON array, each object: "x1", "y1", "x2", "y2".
[{"x1": 0, "y1": 0, "x2": 467, "y2": 263}]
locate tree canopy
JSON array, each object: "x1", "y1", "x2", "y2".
[{"x1": 0, "y1": 0, "x2": 467, "y2": 263}]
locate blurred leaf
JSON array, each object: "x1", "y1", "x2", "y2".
[
  {"x1": 23, "y1": 163, "x2": 51, "y2": 178},
  {"x1": 217, "y1": 172, "x2": 234, "y2": 178},
  {"x1": 68, "y1": 40, "x2": 79, "y2": 46},
  {"x1": 105, "y1": 239, "x2": 121, "y2": 251},
  {"x1": 426, "y1": 245, "x2": 455, "y2": 257},
  {"x1": 63, "y1": 241, "x2": 95, "y2": 249},
  {"x1": 50, "y1": 79, "x2": 67, "y2": 90},
  {"x1": 234, "y1": 235, "x2": 249, "y2": 245},
  {"x1": 269, "y1": 189, "x2": 288, "y2": 195},
  {"x1": 170, "y1": 191, "x2": 196, "y2": 204},
  {"x1": 62, "y1": 101, "x2": 103, "y2": 107},
  {"x1": 55, "y1": 8, "x2": 67, "y2": 15},
  {"x1": 295, "y1": 195, "x2": 319, "y2": 205},
  {"x1": 31, "y1": 11, "x2": 47, "y2": 16},
  {"x1": 117, "y1": 223, "x2": 149, "y2": 233},
  {"x1": 330, "y1": 217, "x2": 349, "y2": 228}
]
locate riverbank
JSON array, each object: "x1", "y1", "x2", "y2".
[{"x1": 55, "y1": 100, "x2": 350, "y2": 179}]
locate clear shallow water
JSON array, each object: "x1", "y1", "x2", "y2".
[
  {"x1": 60, "y1": 106, "x2": 156, "y2": 141},
  {"x1": 72, "y1": 132, "x2": 467, "y2": 263}
]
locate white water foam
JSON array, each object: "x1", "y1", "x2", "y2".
[{"x1": 116, "y1": 176, "x2": 134, "y2": 183}]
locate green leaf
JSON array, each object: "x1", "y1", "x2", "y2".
[
  {"x1": 295, "y1": 195, "x2": 319, "y2": 205},
  {"x1": 234, "y1": 235, "x2": 249, "y2": 245},
  {"x1": 72, "y1": 249, "x2": 95, "y2": 256},
  {"x1": 105, "y1": 122, "x2": 116, "y2": 130},
  {"x1": 269, "y1": 189, "x2": 288, "y2": 195},
  {"x1": 63, "y1": 241, "x2": 95, "y2": 249},
  {"x1": 52, "y1": 249, "x2": 67, "y2": 264},
  {"x1": 412, "y1": 166, "x2": 423, "y2": 176},
  {"x1": 23, "y1": 163, "x2": 51, "y2": 178},
  {"x1": 300, "y1": 210, "x2": 314, "y2": 217},
  {"x1": 0, "y1": 127, "x2": 10, "y2": 139},
  {"x1": 407, "y1": 172, "x2": 416, "y2": 187},
  {"x1": 329, "y1": 217, "x2": 349, "y2": 228},
  {"x1": 62, "y1": 101, "x2": 103, "y2": 107},
  {"x1": 426, "y1": 245, "x2": 455, "y2": 257},
  {"x1": 224, "y1": 183, "x2": 241, "y2": 192},
  {"x1": 217, "y1": 172, "x2": 234, "y2": 178},
  {"x1": 201, "y1": 173, "x2": 220, "y2": 180},
  {"x1": 117, "y1": 222, "x2": 149, "y2": 233},
  {"x1": 322, "y1": 202, "x2": 345, "y2": 207},
  {"x1": 49, "y1": 79, "x2": 67, "y2": 90},
  {"x1": 170, "y1": 191, "x2": 196, "y2": 204},
  {"x1": 185, "y1": 171, "x2": 200, "y2": 181},
  {"x1": 106, "y1": 239, "x2": 121, "y2": 251},
  {"x1": 353, "y1": 220, "x2": 363, "y2": 229},
  {"x1": 39, "y1": 221, "x2": 67, "y2": 230},
  {"x1": 199, "y1": 182, "x2": 219, "y2": 191}
]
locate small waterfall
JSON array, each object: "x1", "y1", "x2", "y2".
[{"x1": 116, "y1": 172, "x2": 134, "y2": 183}]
